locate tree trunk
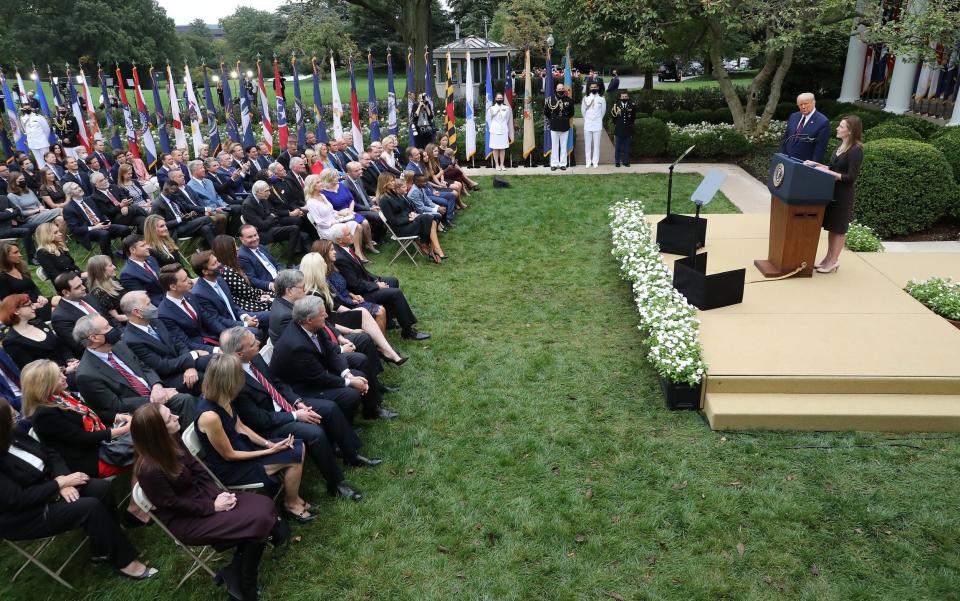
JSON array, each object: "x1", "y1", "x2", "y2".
[
  {"x1": 400, "y1": 0, "x2": 432, "y2": 94},
  {"x1": 643, "y1": 68, "x2": 654, "y2": 90}
]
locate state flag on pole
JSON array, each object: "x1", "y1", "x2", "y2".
[
  {"x1": 14, "y1": 71, "x2": 27, "y2": 105},
  {"x1": 100, "y1": 66, "x2": 123, "y2": 151},
  {"x1": 237, "y1": 63, "x2": 256, "y2": 148},
  {"x1": 522, "y1": 50, "x2": 535, "y2": 159},
  {"x1": 255, "y1": 59, "x2": 273, "y2": 154},
  {"x1": 329, "y1": 54, "x2": 344, "y2": 140},
  {"x1": 274, "y1": 58, "x2": 288, "y2": 149},
  {"x1": 184, "y1": 64, "x2": 205, "y2": 158},
  {"x1": 220, "y1": 62, "x2": 240, "y2": 144},
  {"x1": 0, "y1": 70, "x2": 28, "y2": 153},
  {"x1": 563, "y1": 47, "x2": 574, "y2": 158},
  {"x1": 67, "y1": 69, "x2": 92, "y2": 153},
  {"x1": 405, "y1": 48, "x2": 415, "y2": 146},
  {"x1": 79, "y1": 67, "x2": 102, "y2": 143},
  {"x1": 167, "y1": 64, "x2": 188, "y2": 151},
  {"x1": 48, "y1": 70, "x2": 63, "y2": 108},
  {"x1": 464, "y1": 51, "x2": 476, "y2": 161},
  {"x1": 202, "y1": 65, "x2": 221, "y2": 156},
  {"x1": 115, "y1": 67, "x2": 139, "y2": 159},
  {"x1": 291, "y1": 56, "x2": 306, "y2": 149},
  {"x1": 367, "y1": 51, "x2": 381, "y2": 142},
  {"x1": 32, "y1": 68, "x2": 58, "y2": 146},
  {"x1": 543, "y1": 52, "x2": 554, "y2": 158},
  {"x1": 484, "y1": 52, "x2": 493, "y2": 159},
  {"x1": 386, "y1": 49, "x2": 398, "y2": 137},
  {"x1": 348, "y1": 56, "x2": 364, "y2": 154},
  {"x1": 311, "y1": 57, "x2": 327, "y2": 144},
  {"x1": 504, "y1": 53, "x2": 515, "y2": 145},
  {"x1": 444, "y1": 52, "x2": 456, "y2": 149},
  {"x1": 424, "y1": 48, "x2": 437, "y2": 136},
  {"x1": 132, "y1": 66, "x2": 158, "y2": 169},
  {"x1": 150, "y1": 66, "x2": 171, "y2": 154}
]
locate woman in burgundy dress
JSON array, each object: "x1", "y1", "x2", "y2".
[{"x1": 132, "y1": 403, "x2": 281, "y2": 601}]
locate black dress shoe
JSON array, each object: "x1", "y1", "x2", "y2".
[
  {"x1": 331, "y1": 483, "x2": 362, "y2": 501},
  {"x1": 560, "y1": 166, "x2": 567, "y2": 171},
  {"x1": 380, "y1": 383, "x2": 400, "y2": 393},
  {"x1": 550, "y1": 166, "x2": 557, "y2": 171},
  {"x1": 375, "y1": 407, "x2": 399, "y2": 419},
  {"x1": 347, "y1": 454, "x2": 383, "y2": 467},
  {"x1": 402, "y1": 330, "x2": 430, "y2": 340}
]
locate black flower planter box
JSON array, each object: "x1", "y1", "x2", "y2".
[{"x1": 657, "y1": 374, "x2": 703, "y2": 411}]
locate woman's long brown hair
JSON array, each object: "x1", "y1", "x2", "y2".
[{"x1": 131, "y1": 403, "x2": 183, "y2": 480}]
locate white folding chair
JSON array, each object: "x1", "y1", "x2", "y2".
[
  {"x1": 259, "y1": 339, "x2": 274, "y2": 365},
  {"x1": 132, "y1": 483, "x2": 221, "y2": 588},
  {"x1": 378, "y1": 210, "x2": 421, "y2": 266},
  {"x1": 181, "y1": 423, "x2": 263, "y2": 492}
]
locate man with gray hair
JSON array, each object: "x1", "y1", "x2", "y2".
[
  {"x1": 779, "y1": 92, "x2": 830, "y2": 162},
  {"x1": 241, "y1": 183, "x2": 306, "y2": 268},
  {"x1": 222, "y1": 326, "x2": 375, "y2": 502},
  {"x1": 284, "y1": 156, "x2": 308, "y2": 207},
  {"x1": 89, "y1": 170, "x2": 147, "y2": 232},
  {"x1": 271, "y1": 296, "x2": 397, "y2": 422},
  {"x1": 73, "y1": 314, "x2": 197, "y2": 423}
]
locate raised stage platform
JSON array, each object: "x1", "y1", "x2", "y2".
[{"x1": 649, "y1": 213, "x2": 960, "y2": 432}]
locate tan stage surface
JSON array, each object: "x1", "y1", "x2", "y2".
[{"x1": 648, "y1": 214, "x2": 960, "y2": 432}]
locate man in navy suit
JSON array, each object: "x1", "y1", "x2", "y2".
[
  {"x1": 119, "y1": 235, "x2": 165, "y2": 305},
  {"x1": 189, "y1": 250, "x2": 268, "y2": 335},
  {"x1": 62, "y1": 183, "x2": 131, "y2": 256},
  {"x1": 248, "y1": 144, "x2": 271, "y2": 171},
  {"x1": 156, "y1": 152, "x2": 175, "y2": 187},
  {"x1": 156, "y1": 264, "x2": 219, "y2": 352},
  {"x1": 108, "y1": 150, "x2": 127, "y2": 183},
  {"x1": 171, "y1": 148, "x2": 191, "y2": 180},
  {"x1": 152, "y1": 178, "x2": 218, "y2": 248},
  {"x1": 212, "y1": 152, "x2": 250, "y2": 200},
  {"x1": 236, "y1": 224, "x2": 284, "y2": 292},
  {"x1": 779, "y1": 92, "x2": 831, "y2": 162},
  {"x1": 61, "y1": 157, "x2": 92, "y2": 194},
  {"x1": 51, "y1": 272, "x2": 109, "y2": 357}
]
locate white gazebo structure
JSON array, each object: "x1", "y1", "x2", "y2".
[{"x1": 432, "y1": 37, "x2": 519, "y2": 99}]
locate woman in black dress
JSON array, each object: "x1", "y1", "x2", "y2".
[
  {"x1": 0, "y1": 294, "x2": 77, "y2": 376},
  {"x1": 211, "y1": 234, "x2": 274, "y2": 313},
  {"x1": 86, "y1": 254, "x2": 128, "y2": 326},
  {"x1": 376, "y1": 174, "x2": 445, "y2": 263},
  {"x1": 143, "y1": 214, "x2": 191, "y2": 274},
  {"x1": 36, "y1": 168, "x2": 68, "y2": 209},
  {"x1": 0, "y1": 241, "x2": 52, "y2": 321},
  {"x1": 34, "y1": 221, "x2": 82, "y2": 282},
  {"x1": 804, "y1": 115, "x2": 864, "y2": 274}
]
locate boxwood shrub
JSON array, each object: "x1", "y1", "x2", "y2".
[
  {"x1": 863, "y1": 123, "x2": 923, "y2": 143},
  {"x1": 634, "y1": 118, "x2": 671, "y2": 158}
]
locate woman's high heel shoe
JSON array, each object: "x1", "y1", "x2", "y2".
[{"x1": 815, "y1": 262, "x2": 839, "y2": 273}]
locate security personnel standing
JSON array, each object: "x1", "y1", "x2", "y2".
[
  {"x1": 611, "y1": 91, "x2": 636, "y2": 167},
  {"x1": 544, "y1": 83, "x2": 574, "y2": 171}
]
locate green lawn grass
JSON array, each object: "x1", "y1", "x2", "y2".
[
  {"x1": 4, "y1": 173, "x2": 960, "y2": 600},
  {"x1": 654, "y1": 70, "x2": 758, "y2": 91}
]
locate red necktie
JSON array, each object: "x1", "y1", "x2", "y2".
[
  {"x1": 78, "y1": 200, "x2": 101, "y2": 225},
  {"x1": 348, "y1": 248, "x2": 362, "y2": 264},
  {"x1": 79, "y1": 300, "x2": 97, "y2": 315},
  {"x1": 323, "y1": 325, "x2": 338, "y2": 345},
  {"x1": 106, "y1": 353, "x2": 151, "y2": 396},
  {"x1": 181, "y1": 300, "x2": 198, "y2": 321},
  {"x1": 796, "y1": 117, "x2": 806, "y2": 134},
  {"x1": 104, "y1": 189, "x2": 120, "y2": 206},
  {"x1": 142, "y1": 262, "x2": 158, "y2": 280},
  {"x1": 250, "y1": 365, "x2": 296, "y2": 413}
]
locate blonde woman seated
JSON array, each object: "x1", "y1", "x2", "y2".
[
  {"x1": 34, "y1": 221, "x2": 82, "y2": 282},
  {"x1": 306, "y1": 172, "x2": 373, "y2": 261},
  {"x1": 300, "y1": 248, "x2": 405, "y2": 364},
  {"x1": 318, "y1": 169, "x2": 376, "y2": 260},
  {"x1": 86, "y1": 254, "x2": 128, "y2": 325},
  {"x1": 143, "y1": 214, "x2": 189, "y2": 273},
  {"x1": 193, "y1": 353, "x2": 314, "y2": 522}
]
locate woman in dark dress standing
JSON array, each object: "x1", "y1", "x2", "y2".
[
  {"x1": 133, "y1": 403, "x2": 279, "y2": 601},
  {"x1": 804, "y1": 115, "x2": 864, "y2": 274}
]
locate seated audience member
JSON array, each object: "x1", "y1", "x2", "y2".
[
  {"x1": 222, "y1": 327, "x2": 371, "y2": 499},
  {"x1": 193, "y1": 354, "x2": 313, "y2": 521},
  {"x1": 121, "y1": 291, "x2": 209, "y2": 395},
  {"x1": 344, "y1": 160, "x2": 385, "y2": 242},
  {"x1": 423, "y1": 143, "x2": 463, "y2": 208},
  {"x1": 318, "y1": 169, "x2": 375, "y2": 261},
  {"x1": 7, "y1": 171, "x2": 61, "y2": 232},
  {"x1": 62, "y1": 181, "x2": 131, "y2": 256},
  {"x1": 212, "y1": 235, "x2": 274, "y2": 314},
  {"x1": 211, "y1": 152, "x2": 249, "y2": 201},
  {"x1": 378, "y1": 176, "x2": 446, "y2": 263},
  {"x1": 142, "y1": 214, "x2": 190, "y2": 273},
  {"x1": 271, "y1": 296, "x2": 395, "y2": 422},
  {"x1": 119, "y1": 234, "x2": 165, "y2": 306},
  {"x1": 190, "y1": 251, "x2": 266, "y2": 334},
  {"x1": 36, "y1": 167, "x2": 68, "y2": 209},
  {"x1": 267, "y1": 269, "x2": 306, "y2": 344},
  {"x1": 327, "y1": 139, "x2": 347, "y2": 173},
  {"x1": 0, "y1": 397, "x2": 156, "y2": 581},
  {"x1": 237, "y1": 224, "x2": 282, "y2": 292},
  {"x1": 331, "y1": 222, "x2": 430, "y2": 339},
  {"x1": 437, "y1": 134, "x2": 480, "y2": 192},
  {"x1": 302, "y1": 248, "x2": 405, "y2": 364},
  {"x1": 51, "y1": 271, "x2": 107, "y2": 357},
  {"x1": 86, "y1": 254, "x2": 128, "y2": 326},
  {"x1": 0, "y1": 348, "x2": 23, "y2": 414},
  {"x1": 132, "y1": 403, "x2": 277, "y2": 600},
  {"x1": 35, "y1": 221, "x2": 81, "y2": 282},
  {"x1": 284, "y1": 157, "x2": 308, "y2": 208},
  {"x1": 241, "y1": 181, "x2": 306, "y2": 267},
  {"x1": 380, "y1": 135, "x2": 405, "y2": 175},
  {"x1": 313, "y1": 142, "x2": 337, "y2": 173},
  {"x1": 62, "y1": 157, "x2": 92, "y2": 195},
  {"x1": 312, "y1": 239, "x2": 385, "y2": 333},
  {"x1": 157, "y1": 264, "x2": 219, "y2": 352},
  {"x1": 154, "y1": 176, "x2": 218, "y2": 248},
  {"x1": 361, "y1": 148, "x2": 384, "y2": 195},
  {"x1": 0, "y1": 193, "x2": 35, "y2": 262},
  {"x1": 0, "y1": 241, "x2": 50, "y2": 321},
  {"x1": 0, "y1": 295, "x2": 78, "y2": 378},
  {"x1": 164, "y1": 171, "x2": 224, "y2": 246},
  {"x1": 406, "y1": 172, "x2": 452, "y2": 227},
  {"x1": 277, "y1": 138, "x2": 301, "y2": 170},
  {"x1": 73, "y1": 314, "x2": 197, "y2": 423},
  {"x1": 89, "y1": 172, "x2": 147, "y2": 233},
  {"x1": 188, "y1": 159, "x2": 240, "y2": 231},
  {"x1": 115, "y1": 164, "x2": 152, "y2": 212},
  {"x1": 304, "y1": 174, "x2": 354, "y2": 243},
  {"x1": 24, "y1": 359, "x2": 135, "y2": 482}
]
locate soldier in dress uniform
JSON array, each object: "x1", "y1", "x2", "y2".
[
  {"x1": 544, "y1": 84, "x2": 574, "y2": 171},
  {"x1": 611, "y1": 91, "x2": 636, "y2": 168}
]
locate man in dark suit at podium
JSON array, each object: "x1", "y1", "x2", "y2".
[{"x1": 779, "y1": 92, "x2": 830, "y2": 162}]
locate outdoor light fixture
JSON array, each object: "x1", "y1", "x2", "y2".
[
  {"x1": 75, "y1": 75, "x2": 84, "y2": 84},
  {"x1": 246, "y1": 70, "x2": 253, "y2": 78},
  {"x1": 547, "y1": 33, "x2": 555, "y2": 48},
  {"x1": 230, "y1": 71, "x2": 238, "y2": 79},
  {"x1": 212, "y1": 74, "x2": 220, "y2": 82},
  {"x1": 29, "y1": 73, "x2": 37, "y2": 80}
]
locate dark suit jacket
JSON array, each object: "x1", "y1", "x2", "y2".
[
  {"x1": 277, "y1": 150, "x2": 299, "y2": 170},
  {"x1": 252, "y1": 155, "x2": 271, "y2": 171},
  {"x1": 51, "y1": 295, "x2": 105, "y2": 357},
  {"x1": 233, "y1": 355, "x2": 300, "y2": 433},
  {"x1": 237, "y1": 245, "x2": 281, "y2": 291},
  {"x1": 152, "y1": 194, "x2": 188, "y2": 231},
  {"x1": 779, "y1": 110, "x2": 831, "y2": 162},
  {"x1": 241, "y1": 197, "x2": 279, "y2": 233},
  {"x1": 0, "y1": 430, "x2": 70, "y2": 517},
  {"x1": 119, "y1": 256, "x2": 164, "y2": 306},
  {"x1": 360, "y1": 169, "x2": 379, "y2": 198},
  {"x1": 89, "y1": 185, "x2": 130, "y2": 222},
  {"x1": 0, "y1": 194, "x2": 24, "y2": 235},
  {"x1": 122, "y1": 320, "x2": 199, "y2": 384},
  {"x1": 209, "y1": 170, "x2": 244, "y2": 201},
  {"x1": 271, "y1": 321, "x2": 349, "y2": 398},
  {"x1": 157, "y1": 293, "x2": 217, "y2": 352},
  {"x1": 283, "y1": 172, "x2": 305, "y2": 207},
  {"x1": 192, "y1": 277, "x2": 245, "y2": 333},
  {"x1": 75, "y1": 342, "x2": 162, "y2": 423},
  {"x1": 31, "y1": 405, "x2": 113, "y2": 478},
  {"x1": 61, "y1": 170, "x2": 91, "y2": 195},
  {"x1": 268, "y1": 296, "x2": 294, "y2": 344},
  {"x1": 344, "y1": 177, "x2": 374, "y2": 211},
  {"x1": 63, "y1": 198, "x2": 108, "y2": 245},
  {"x1": 333, "y1": 244, "x2": 381, "y2": 295}
]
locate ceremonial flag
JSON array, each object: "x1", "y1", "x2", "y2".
[
  {"x1": 311, "y1": 57, "x2": 327, "y2": 143},
  {"x1": 14, "y1": 71, "x2": 27, "y2": 105},
  {"x1": 48, "y1": 69, "x2": 63, "y2": 108},
  {"x1": 405, "y1": 48, "x2": 415, "y2": 145},
  {"x1": 0, "y1": 119, "x2": 13, "y2": 160},
  {"x1": 543, "y1": 51, "x2": 554, "y2": 157},
  {"x1": 238, "y1": 64, "x2": 255, "y2": 148},
  {"x1": 32, "y1": 68, "x2": 58, "y2": 146},
  {"x1": 386, "y1": 49, "x2": 398, "y2": 136},
  {"x1": 367, "y1": 51, "x2": 381, "y2": 142},
  {"x1": 79, "y1": 67, "x2": 102, "y2": 143},
  {"x1": 184, "y1": 64, "x2": 204, "y2": 157},
  {"x1": 504, "y1": 53, "x2": 515, "y2": 144},
  {"x1": 424, "y1": 48, "x2": 437, "y2": 136},
  {"x1": 255, "y1": 58, "x2": 273, "y2": 154},
  {"x1": 484, "y1": 52, "x2": 493, "y2": 159},
  {"x1": 167, "y1": 64, "x2": 188, "y2": 151},
  {"x1": 0, "y1": 71, "x2": 28, "y2": 153},
  {"x1": 149, "y1": 67, "x2": 170, "y2": 154},
  {"x1": 348, "y1": 56, "x2": 363, "y2": 154},
  {"x1": 291, "y1": 56, "x2": 306, "y2": 148},
  {"x1": 115, "y1": 67, "x2": 139, "y2": 158},
  {"x1": 464, "y1": 51, "x2": 476, "y2": 161},
  {"x1": 273, "y1": 59, "x2": 288, "y2": 149},
  {"x1": 220, "y1": 62, "x2": 239, "y2": 144},
  {"x1": 329, "y1": 53, "x2": 344, "y2": 140},
  {"x1": 100, "y1": 66, "x2": 122, "y2": 151},
  {"x1": 202, "y1": 65, "x2": 221, "y2": 155},
  {"x1": 444, "y1": 52, "x2": 456, "y2": 149},
  {"x1": 132, "y1": 66, "x2": 158, "y2": 169},
  {"x1": 563, "y1": 47, "x2": 574, "y2": 157},
  {"x1": 67, "y1": 69, "x2": 92, "y2": 153},
  {"x1": 522, "y1": 49, "x2": 535, "y2": 159}
]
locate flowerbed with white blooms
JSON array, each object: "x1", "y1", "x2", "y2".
[{"x1": 610, "y1": 200, "x2": 707, "y2": 386}]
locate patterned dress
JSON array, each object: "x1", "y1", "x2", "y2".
[{"x1": 221, "y1": 264, "x2": 274, "y2": 313}]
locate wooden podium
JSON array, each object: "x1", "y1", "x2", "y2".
[{"x1": 755, "y1": 154, "x2": 836, "y2": 278}]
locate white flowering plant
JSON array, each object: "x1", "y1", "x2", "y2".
[
  {"x1": 610, "y1": 200, "x2": 707, "y2": 386},
  {"x1": 667, "y1": 119, "x2": 786, "y2": 144},
  {"x1": 905, "y1": 277, "x2": 960, "y2": 321}
]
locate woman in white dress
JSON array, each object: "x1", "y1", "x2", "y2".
[
  {"x1": 486, "y1": 93, "x2": 510, "y2": 171},
  {"x1": 303, "y1": 174, "x2": 357, "y2": 242}
]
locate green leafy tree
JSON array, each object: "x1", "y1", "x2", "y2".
[
  {"x1": 447, "y1": 0, "x2": 498, "y2": 38},
  {"x1": 220, "y1": 7, "x2": 286, "y2": 66},
  {"x1": 279, "y1": 4, "x2": 359, "y2": 68},
  {"x1": 489, "y1": 0, "x2": 553, "y2": 56}
]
